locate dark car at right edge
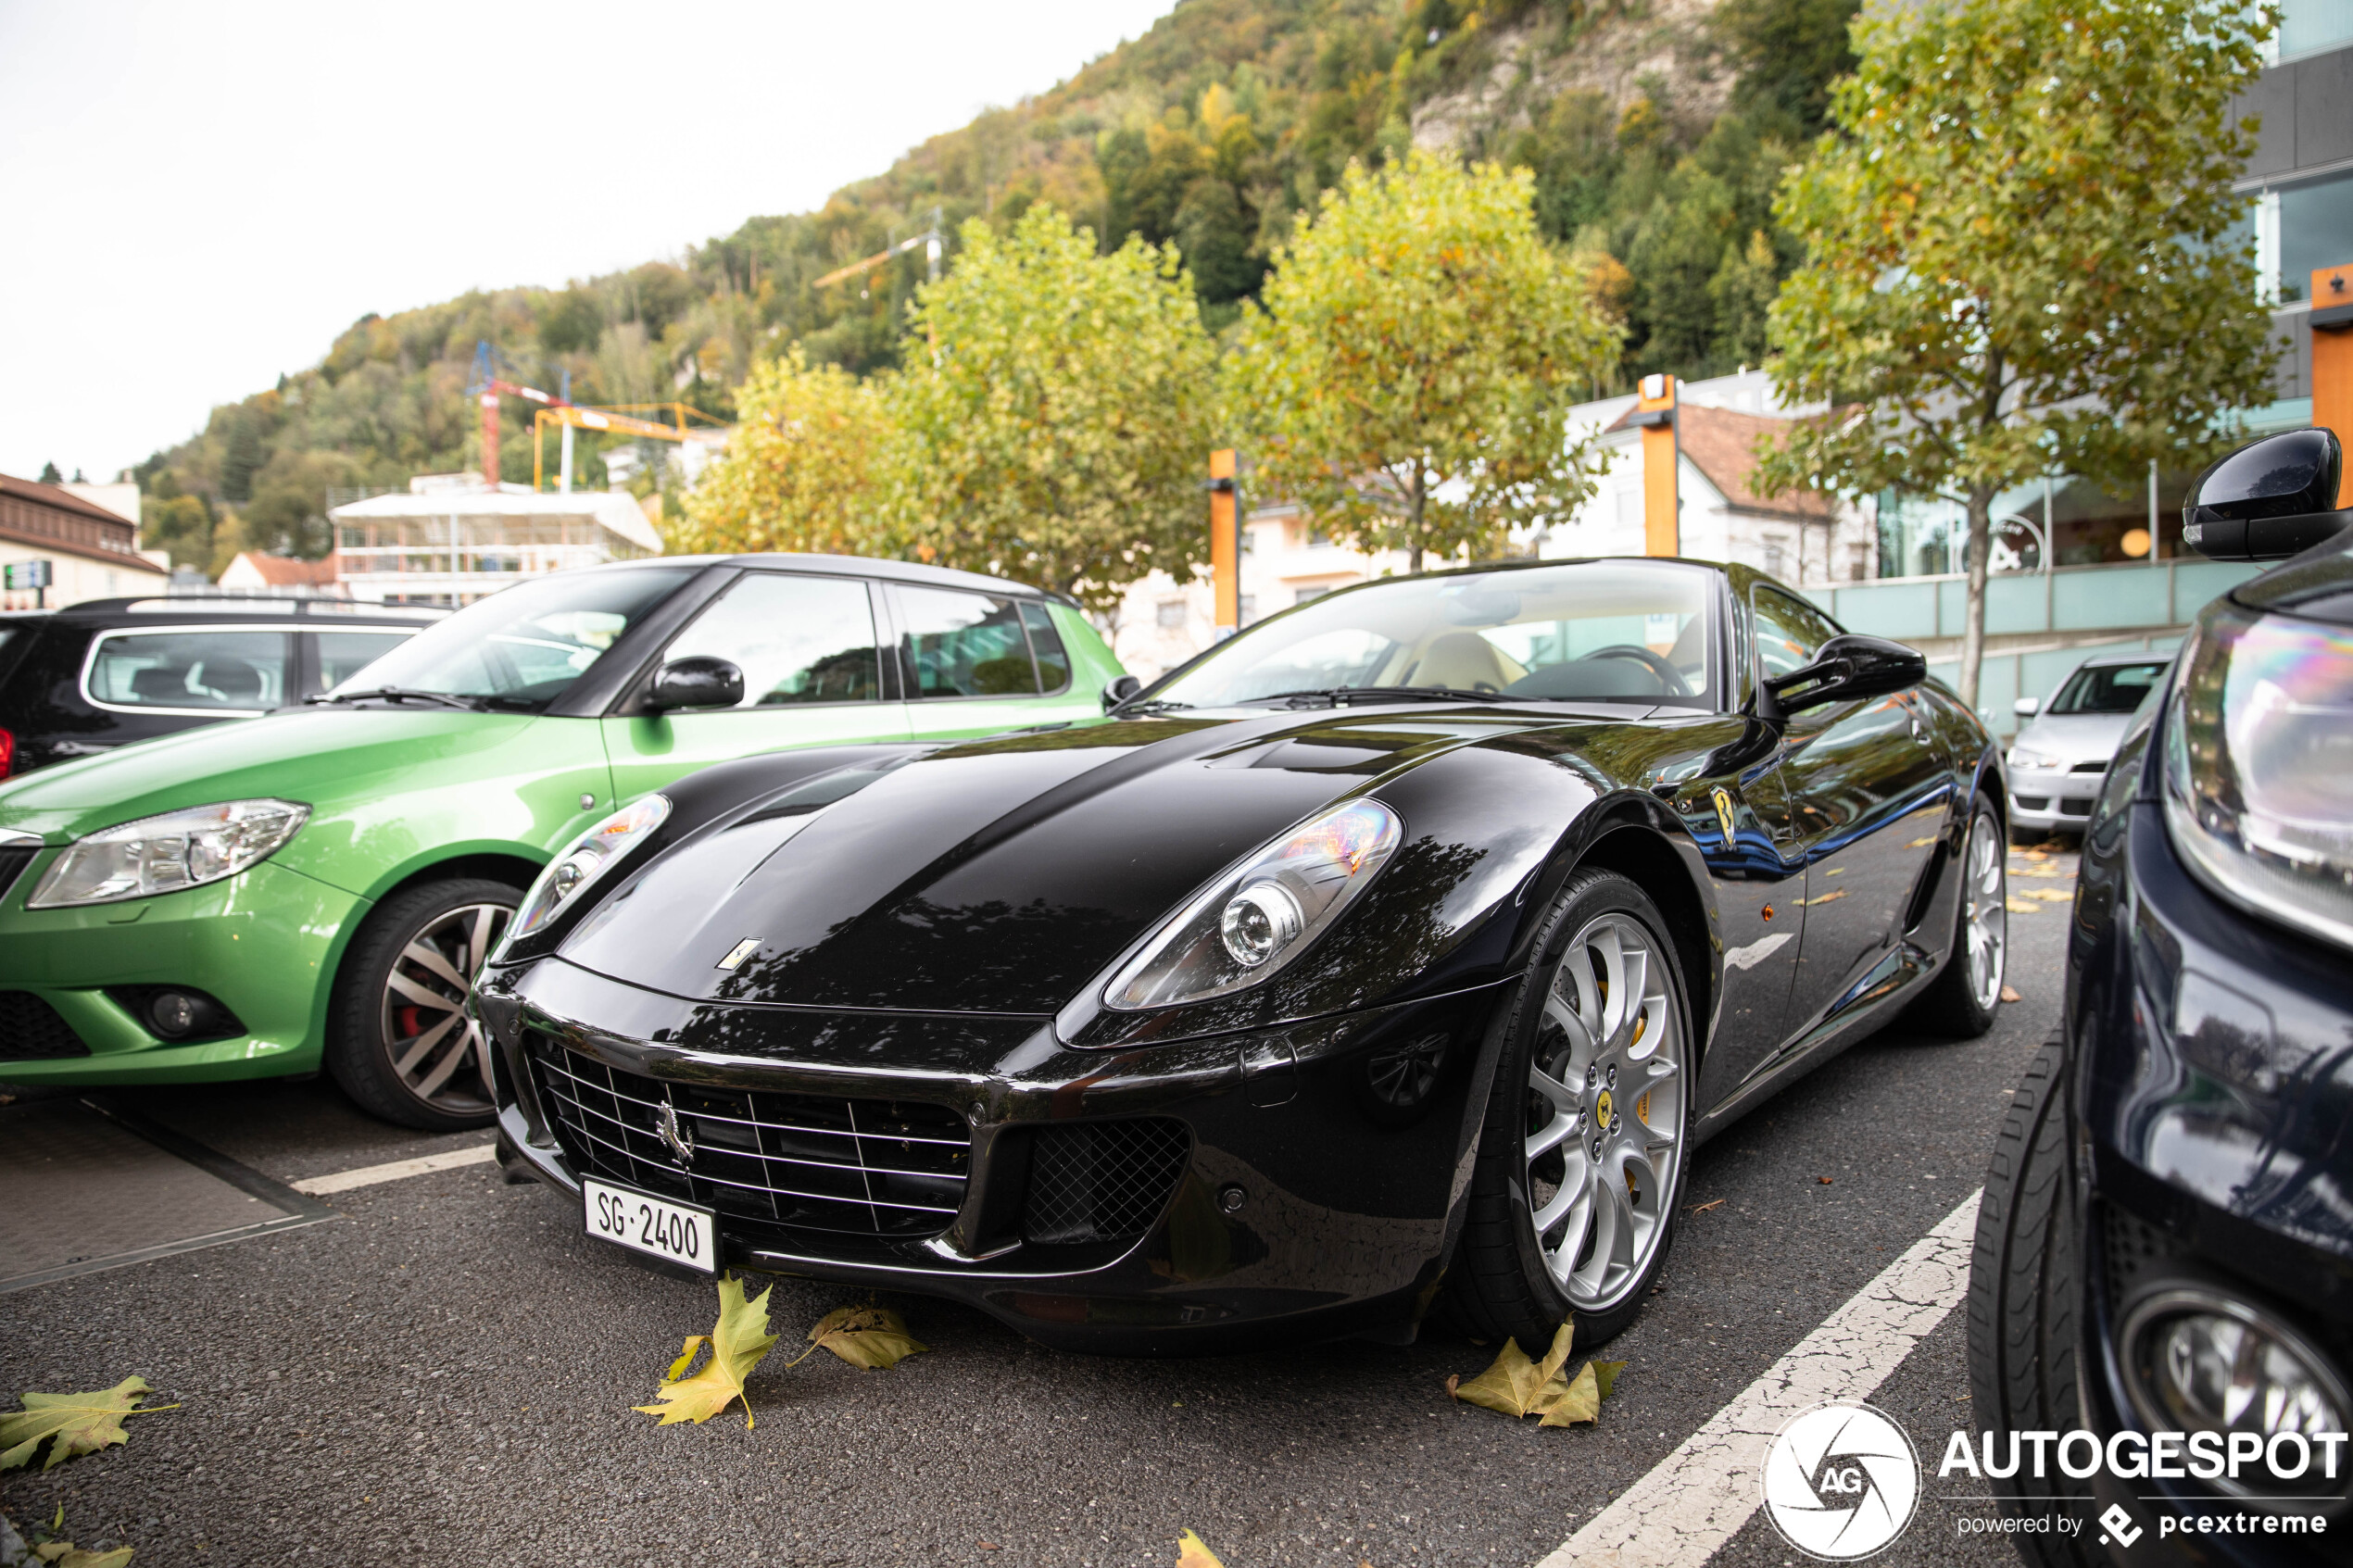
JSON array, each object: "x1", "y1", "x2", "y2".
[{"x1": 1969, "y1": 427, "x2": 2353, "y2": 1565}]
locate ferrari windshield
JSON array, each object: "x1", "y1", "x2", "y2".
[
  {"x1": 1149, "y1": 560, "x2": 1719, "y2": 709},
  {"x1": 322, "y1": 567, "x2": 695, "y2": 709}
]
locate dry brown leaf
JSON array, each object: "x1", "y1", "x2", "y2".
[
  {"x1": 1689, "y1": 1198, "x2": 1726, "y2": 1212},
  {"x1": 802, "y1": 1305, "x2": 929, "y2": 1371},
  {"x1": 2026, "y1": 886, "x2": 2072, "y2": 902},
  {"x1": 2000, "y1": 985, "x2": 2023, "y2": 1003},
  {"x1": 1800, "y1": 889, "x2": 1848, "y2": 907}
]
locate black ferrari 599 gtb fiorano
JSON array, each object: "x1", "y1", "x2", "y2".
[{"x1": 475, "y1": 556, "x2": 2005, "y2": 1353}]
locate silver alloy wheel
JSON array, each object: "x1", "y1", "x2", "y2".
[
  {"x1": 380, "y1": 901, "x2": 511, "y2": 1114},
  {"x1": 1525, "y1": 910, "x2": 1686, "y2": 1312},
  {"x1": 1960, "y1": 811, "x2": 2007, "y2": 1014}
]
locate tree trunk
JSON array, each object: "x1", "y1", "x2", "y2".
[
  {"x1": 1407, "y1": 466, "x2": 1426, "y2": 574},
  {"x1": 1957, "y1": 482, "x2": 1995, "y2": 712}
]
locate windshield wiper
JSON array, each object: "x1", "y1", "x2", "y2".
[
  {"x1": 308, "y1": 686, "x2": 488, "y2": 712},
  {"x1": 1245, "y1": 685, "x2": 1527, "y2": 708},
  {"x1": 1112, "y1": 697, "x2": 1194, "y2": 715}
]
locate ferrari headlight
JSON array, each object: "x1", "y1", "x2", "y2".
[
  {"x1": 29, "y1": 799, "x2": 308, "y2": 908},
  {"x1": 510, "y1": 794, "x2": 671, "y2": 940},
  {"x1": 2163, "y1": 603, "x2": 2353, "y2": 948},
  {"x1": 1104, "y1": 797, "x2": 1401, "y2": 1010}
]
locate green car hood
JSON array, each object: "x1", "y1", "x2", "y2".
[{"x1": 0, "y1": 708, "x2": 596, "y2": 893}]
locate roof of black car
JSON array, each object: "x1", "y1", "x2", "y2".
[{"x1": 4, "y1": 596, "x2": 447, "y2": 627}]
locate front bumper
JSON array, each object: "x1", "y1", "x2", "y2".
[
  {"x1": 2007, "y1": 764, "x2": 2104, "y2": 834},
  {"x1": 479, "y1": 956, "x2": 1509, "y2": 1354},
  {"x1": 2071, "y1": 803, "x2": 2353, "y2": 1562},
  {"x1": 0, "y1": 858, "x2": 361, "y2": 1084}
]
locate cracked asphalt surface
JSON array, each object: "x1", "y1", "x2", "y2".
[{"x1": 0, "y1": 846, "x2": 2080, "y2": 1568}]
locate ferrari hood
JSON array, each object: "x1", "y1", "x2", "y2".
[{"x1": 555, "y1": 710, "x2": 1543, "y2": 1015}]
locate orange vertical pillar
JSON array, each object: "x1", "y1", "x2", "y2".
[
  {"x1": 1636, "y1": 374, "x2": 1679, "y2": 557},
  {"x1": 2312, "y1": 265, "x2": 2353, "y2": 508},
  {"x1": 1210, "y1": 448, "x2": 1239, "y2": 636}
]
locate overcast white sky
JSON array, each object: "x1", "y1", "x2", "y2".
[{"x1": 0, "y1": 0, "x2": 1177, "y2": 483}]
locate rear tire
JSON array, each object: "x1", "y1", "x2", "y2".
[
  {"x1": 1966, "y1": 1036, "x2": 2095, "y2": 1566},
  {"x1": 1908, "y1": 796, "x2": 2006, "y2": 1038},
  {"x1": 326, "y1": 878, "x2": 519, "y2": 1132},
  {"x1": 1447, "y1": 868, "x2": 1692, "y2": 1353}
]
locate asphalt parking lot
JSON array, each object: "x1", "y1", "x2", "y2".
[{"x1": 0, "y1": 845, "x2": 2082, "y2": 1568}]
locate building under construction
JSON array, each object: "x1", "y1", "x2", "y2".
[{"x1": 325, "y1": 476, "x2": 663, "y2": 607}]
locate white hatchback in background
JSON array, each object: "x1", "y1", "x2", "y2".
[{"x1": 2005, "y1": 651, "x2": 2172, "y2": 839}]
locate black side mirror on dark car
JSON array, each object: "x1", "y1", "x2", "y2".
[
  {"x1": 2182, "y1": 428, "x2": 2353, "y2": 561},
  {"x1": 646, "y1": 656, "x2": 745, "y2": 712},
  {"x1": 1766, "y1": 633, "x2": 1926, "y2": 716}
]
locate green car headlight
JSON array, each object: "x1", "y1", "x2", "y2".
[
  {"x1": 28, "y1": 799, "x2": 310, "y2": 909},
  {"x1": 2163, "y1": 602, "x2": 2353, "y2": 948},
  {"x1": 510, "y1": 794, "x2": 672, "y2": 943}
]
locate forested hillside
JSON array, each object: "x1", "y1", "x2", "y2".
[{"x1": 132, "y1": 0, "x2": 1854, "y2": 573}]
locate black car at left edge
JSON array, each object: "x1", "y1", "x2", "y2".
[{"x1": 474, "y1": 555, "x2": 2007, "y2": 1354}]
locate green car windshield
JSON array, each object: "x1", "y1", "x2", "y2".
[
  {"x1": 1146, "y1": 560, "x2": 1720, "y2": 709},
  {"x1": 323, "y1": 567, "x2": 696, "y2": 709}
]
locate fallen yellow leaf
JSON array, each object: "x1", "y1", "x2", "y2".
[
  {"x1": 2006, "y1": 897, "x2": 2039, "y2": 913},
  {"x1": 632, "y1": 1275, "x2": 778, "y2": 1429},
  {"x1": 1801, "y1": 889, "x2": 1848, "y2": 906},
  {"x1": 2026, "y1": 886, "x2": 2072, "y2": 902},
  {"x1": 1176, "y1": 1528, "x2": 1225, "y2": 1568},
  {"x1": 33, "y1": 1542, "x2": 133, "y2": 1568},
  {"x1": 802, "y1": 1305, "x2": 929, "y2": 1371},
  {"x1": 0, "y1": 1378, "x2": 178, "y2": 1473},
  {"x1": 1538, "y1": 1361, "x2": 1603, "y2": 1427},
  {"x1": 1448, "y1": 1324, "x2": 1625, "y2": 1427}
]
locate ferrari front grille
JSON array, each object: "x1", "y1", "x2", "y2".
[
  {"x1": 0, "y1": 991, "x2": 88, "y2": 1060},
  {"x1": 523, "y1": 1038, "x2": 969, "y2": 1239},
  {"x1": 1022, "y1": 1119, "x2": 1191, "y2": 1244}
]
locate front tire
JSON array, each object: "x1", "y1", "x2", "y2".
[
  {"x1": 326, "y1": 878, "x2": 519, "y2": 1132},
  {"x1": 1448, "y1": 868, "x2": 1692, "y2": 1351},
  {"x1": 1966, "y1": 1037, "x2": 2094, "y2": 1566}
]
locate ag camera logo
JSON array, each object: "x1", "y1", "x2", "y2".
[{"x1": 1763, "y1": 1402, "x2": 1922, "y2": 1560}]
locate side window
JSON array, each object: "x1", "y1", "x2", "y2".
[
  {"x1": 898, "y1": 587, "x2": 1044, "y2": 697},
  {"x1": 86, "y1": 631, "x2": 290, "y2": 711},
  {"x1": 1751, "y1": 589, "x2": 1841, "y2": 683},
  {"x1": 1019, "y1": 601, "x2": 1071, "y2": 692},
  {"x1": 662, "y1": 573, "x2": 883, "y2": 707},
  {"x1": 308, "y1": 630, "x2": 411, "y2": 696}
]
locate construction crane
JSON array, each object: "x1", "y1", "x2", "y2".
[
  {"x1": 813, "y1": 206, "x2": 945, "y2": 291},
  {"x1": 467, "y1": 341, "x2": 725, "y2": 494}
]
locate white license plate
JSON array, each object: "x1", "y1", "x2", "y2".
[{"x1": 584, "y1": 1178, "x2": 716, "y2": 1273}]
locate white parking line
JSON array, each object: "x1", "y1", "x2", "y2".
[
  {"x1": 1533, "y1": 1189, "x2": 1982, "y2": 1568},
  {"x1": 291, "y1": 1143, "x2": 498, "y2": 1195}
]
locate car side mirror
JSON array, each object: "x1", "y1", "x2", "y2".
[
  {"x1": 2183, "y1": 428, "x2": 2353, "y2": 560},
  {"x1": 2014, "y1": 696, "x2": 2040, "y2": 719},
  {"x1": 1765, "y1": 633, "x2": 1925, "y2": 716},
  {"x1": 646, "y1": 656, "x2": 744, "y2": 712},
  {"x1": 1101, "y1": 674, "x2": 1142, "y2": 711}
]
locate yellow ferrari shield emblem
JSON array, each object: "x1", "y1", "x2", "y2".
[
  {"x1": 1711, "y1": 786, "x2": 1738, "y2": 846},
  {"x1": 1595, "y1": 1088, "x2": 1615, "y2": 1129}
]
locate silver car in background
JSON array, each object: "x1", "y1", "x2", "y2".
[{"x1": 2005, "y1": 651, "x2": 2172, "y2": 839}]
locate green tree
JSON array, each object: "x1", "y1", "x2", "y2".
[
  {"x1": 1236, "y1": 151, "x2": 1620, "y2": 571},
  {"x1": 1757, "y1": 0, "x2": 2280, "y2": 708},
  {"x1": 37, "y1": 461, "x2": 60, "y2": 484},
  {"x1": 677, "y1": 348, "x2": 896, "y2": 557},
  {"x1": 891, "y1": 206, "x2": 1219, "y2": 610}
]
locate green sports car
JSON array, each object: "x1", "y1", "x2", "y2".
[{"x1": 0, "y1": 555, "x2": 1124, "y2": 1129}]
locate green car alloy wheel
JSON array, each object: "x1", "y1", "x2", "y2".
[{"x1": 0, "y1": 557, "x2": 1126, "y2": 1129}]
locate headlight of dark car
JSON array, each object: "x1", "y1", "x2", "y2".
[
  {"x1": 1104, "y1": 797, "x2": 1402, "y2": 1010},
  {"x1": 507, "y1": 794, "x2": 672, "y2": 945},
  {"x1": 2163, "y1": 601, "x2": 2353, "y2": 949}
]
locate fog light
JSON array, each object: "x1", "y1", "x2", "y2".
[
  {"x1": 1219, "y1": 883, "x2": 1302, "y2": 969},
  {"x1": 148, "y1": 991, "x2": 200, "y2": 1038},
  {"x1": 2121, "y1": 1286, "x2": 2353, "y2": 1498}
]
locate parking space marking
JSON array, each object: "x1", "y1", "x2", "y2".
[
  {"x1": 291, "y1": 1143, "x2": 497, "y2": 1195},
  {"x1": 1533, "y1": 1189, "x2": 1981, "y2": 1568}
]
